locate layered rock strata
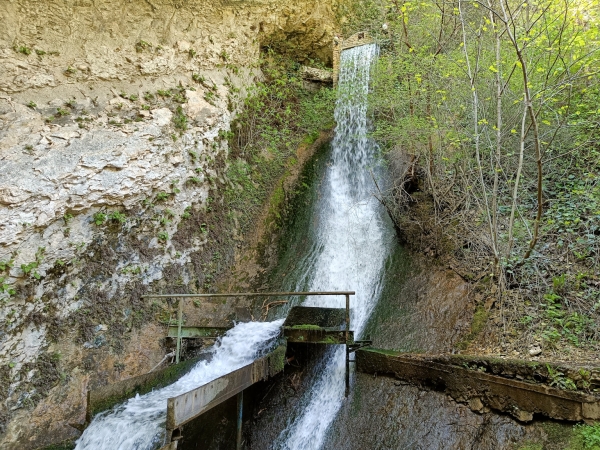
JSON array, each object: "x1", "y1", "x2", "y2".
[{"x1": 0, "y1": 0, "x2": 337, "y2": 447}]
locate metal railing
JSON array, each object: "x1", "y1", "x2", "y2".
[
  {"x1": 142, "y1": 291, "x2": 355, "y2": 364},
  {"x1": 144, "y1": 291, "x2": 356, "y2": 449}
]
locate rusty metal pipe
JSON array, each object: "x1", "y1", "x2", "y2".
[
  {"x1": 175, "y1": 299, "x2": 183, "y2": 364},
  {"x1": 141, "y1": 291, "x2": 355, "y2": 298},
  {"x1": 236, "y1": 391, "x2": 243, "y2": 450},
  {"x1": 345, "y1": 294, "x2": 350, "y2": 397}
]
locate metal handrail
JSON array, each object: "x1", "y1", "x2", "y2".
[
  {"x1": 142, "y1": 291, "x2": 355, "y2": 364},
  {"x1": 141, "y1": 291, "x2": 355, "y2": 298}
]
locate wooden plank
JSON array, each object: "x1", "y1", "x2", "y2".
[
  {"x1": 166, "y1": 345, "x2": 285, "y2": 430},
  {"x1": 167, "y1": 362, "x2": 261, "y2": 429}
]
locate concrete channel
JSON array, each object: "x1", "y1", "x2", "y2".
[{"x1": 85, "y1": 305, "x2": 600, "y2": 449}]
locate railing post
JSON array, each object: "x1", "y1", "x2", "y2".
[
  {"x1": 236, "y1": 391, "x2": 243, "y2": 450},
  {"x1": 345, "y1": 293, "x2": 350, "y2": 397},
  {"x1": 176, "y1": 297, "x2": 183, "y2": 364},
  {"x1": 345, "y1": 294, "x2": 350, "y2": 341}
]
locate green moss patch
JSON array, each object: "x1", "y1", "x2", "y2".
[
  {"x1": 87, "y1": 356, "x2": 202, "y2": 419},
  {"x1": 457, "y1": 305, "x2": 489, "y2": 350},
  {"x1": 288, "y1": 324, "x2": 321, "y2": 330}
]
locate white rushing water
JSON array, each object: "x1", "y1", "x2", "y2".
[
  {"x1": 75, "y1": 43, "x2": 385, "y2": 450},
  {"x1": 275, "y1": 44, "x2": 391, "y2": 450},
  {"x1": 75, "y1": 319, "x2": 283, "y2": 450}
]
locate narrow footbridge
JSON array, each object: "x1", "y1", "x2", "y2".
[
  {"x1": 86, "y1": 291, "x2": 367, "y2": 450},
  {"x1": 85, "y1": 291, "x2": 600, "y2": 450}
]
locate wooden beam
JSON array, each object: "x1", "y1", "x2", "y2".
[
  {"x1": 166, "y1": 345, "x2": 285, "y2": 434},
  {"x1": 167, "y1": 326, "x2": 231, "y2": 339}
]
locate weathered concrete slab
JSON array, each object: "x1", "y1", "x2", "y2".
[
  {"x1": 86, "y1": 356, "x2": 204, "y2": 423},
  {"x1": 357, "y1": 348, "x2": 600, "y2": 422},
  {"x1": 283, "y1": 306, "x2": 351, "y2": 344},
  {"x1": 333, "y1": 31, "x2": 377, "y2": 85},
  {"x1": 166, "y1": 345, "x2": 286, "y2": 432},
  {"x1": 426, "y1": 354, "x2": 600, "y2": 392},
  {"x1": 284, "y1": 306, "x2": 346, "y2": 328}
]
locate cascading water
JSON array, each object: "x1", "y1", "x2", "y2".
[
  {"x1": 274, "y1": 43, "x2": 392, "y2": 450},
  {"x1": 74, "y1": 43, "x2": 386, "y2": 450},
  {"x1": 75, "y1": 319, "x2": 283, "y2": 449}
]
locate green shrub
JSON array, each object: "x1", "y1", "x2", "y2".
[
  {"x1": 575, "y1": 423, "x2": 600, "y2": 449},
  {"x1": 93, "y1": 212, "x2": 106, "y2": 225},
  {"x1": 173, "y1": 106, "x2": 188, "y2": 131},
  {"x1": 109, "y1": 211, "x2": 127, "y2": 223}
]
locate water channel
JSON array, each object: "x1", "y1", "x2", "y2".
[{"x1": 272, "y1": 43, "x2": 392, "y2": 450}]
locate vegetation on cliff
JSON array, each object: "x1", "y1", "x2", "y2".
[{"x1": 227, "y1": 51, "x2": 335, "y2": 236}]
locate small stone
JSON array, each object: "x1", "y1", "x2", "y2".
[
  {"x1": 169, "y1": 154, "x2": 184, "y2": 165},
  {"x1": 78, "y1": 65, "x2": 88, "y2": 72},
  {"x1": 529, "y1": 346, "x2": 542, "y2": 356},
  {"x1": 468, "y1": 397, "x2": 484, "y2": 412},
  {"x1": 514, "y1": 409, "x2": 534, "y2": 422},
  {"x1": 94, "y1": 324, "x2": 108, "y2": 333},
  {"x1": 177, "y1": 40, "x2": 191, "y2": 52},
  {"x1": 83, "y1": 334, "x2": 106, "y2": 349},
  {"x1": 301, "y1": 66, "x2": 333, "y2": 83}
]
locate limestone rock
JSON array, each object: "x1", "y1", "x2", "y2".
[
  {"x1": 513, "y1": 409, "x2": 534, "y2": 422},
  {"x1": 0, "y1": 0, "x2": 338, "y2": 446},
  {"x1": 301, "y1": 66, "x2": 333, "y2": 83},
  {"x1": 468, "y1": 397, "x2": 484, "y2": 412},
  {"x1": 529, "y1": 346, "x2": 542, "y2": 357}
]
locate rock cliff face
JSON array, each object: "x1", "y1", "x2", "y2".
[{"x1": 0, "y1": 1, "x2": 337, "y2": 447}]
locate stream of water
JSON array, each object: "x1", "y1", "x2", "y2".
[
  {"x1": 274, "y1": 43, "x2": 391, "y2": 450},
  {"x1": 76, "y1": 43, "x2": 385, "y2": 450},
  {"x1": 75, "y1": 320, "x2": 283, "y2": 449}
]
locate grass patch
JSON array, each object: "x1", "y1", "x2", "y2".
[
  {"x1": 172, "y1": 106, "x2": 188, "y2": 131},
  {"x1": 515, "y1": 421, "x2": 600, "y2": 450},
  {"x1": 457, "y1": 305, "x2": 488, "y2": 350}
]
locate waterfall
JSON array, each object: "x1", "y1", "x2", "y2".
[
  {"x1": 75, "y1": 319, "x2": 284, "y2": 449},
  {"x1": 74, "y1": 43, "x2": 386, "y2": 450},
  {"x1": 275, "y1": 43, "x2": 391, "y2": 450}
]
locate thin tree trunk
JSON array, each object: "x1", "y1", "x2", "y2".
[
  {"x1": 507, "y1": 105, "x2": 527, "y2": 256},
  {"x1": 490, "y1": 1, "x2": 502, "y2": 267},
  {"x1": 499, "y1": 0, "x2": 543, "y2": 261},
  {"x1": 459, "y1": 0, "x2": 498, "y2": 259}
]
